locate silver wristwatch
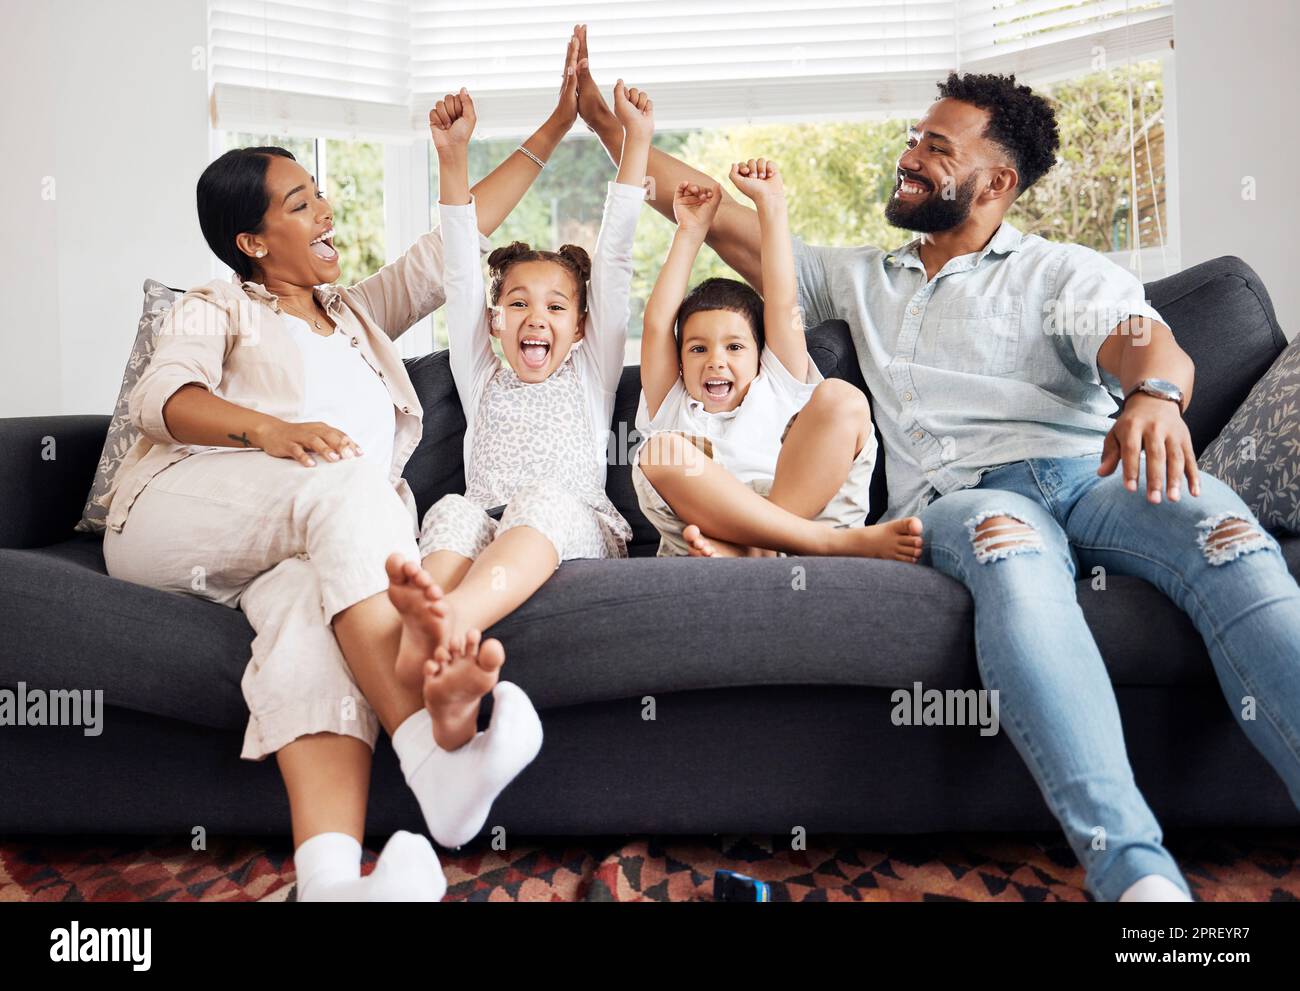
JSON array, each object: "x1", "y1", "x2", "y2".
[{"x1": 1123, "y1": 378, "x2": 1185, "y2": 413}]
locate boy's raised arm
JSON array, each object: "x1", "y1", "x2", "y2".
[
  {"x1": 728, "y1": 159, "x2": 807, "y2": 382},
  {"x1": 641, "y1": 181, "x2": 723, "y2": 419}
]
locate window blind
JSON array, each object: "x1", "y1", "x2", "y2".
[
  {"x1": 209, "y1": 0, "x2": 1175, "y2": 138},
  {"x1": 209, "y1": 0, "x2": 413, "y2": 137},
  {"x1": 411, "y1": 0, "x2": 959, "y2": 134},
  {"x1": 958, "y1": 0, "x2": 1173, "y2": 78}
]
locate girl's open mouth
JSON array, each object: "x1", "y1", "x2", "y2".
[{"x1": 520, "y1": 337, "x2": 550, "y2": 369}]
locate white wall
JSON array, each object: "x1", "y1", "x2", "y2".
[
  {"x1": 1174, "y1": 0, "x2": 1299, "y2": 340},
  {"x1": 0, "y1": 0, "x2": 213, "y2": 418}
]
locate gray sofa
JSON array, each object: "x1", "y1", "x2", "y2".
[{"x1": 2, "y1": 255, "x2": 1297, "y2": 842}]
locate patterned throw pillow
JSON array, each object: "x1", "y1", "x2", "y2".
[
  {"x1": 75, "y1": 279, "x2": 181, "y2": 533},
  {"x1": 1199, "y1": 335, "x2": 1300, "y2": 535}
]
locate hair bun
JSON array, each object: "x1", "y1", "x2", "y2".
[
  {"x1": 487, "y1": 240, "x2": 532, "y2": 274},
  {"x1": 557, "y1": 244, "x2": 592, "y2": 284}
]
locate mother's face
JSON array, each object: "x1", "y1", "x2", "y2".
[{"x1": 236, "y1": 155, "x2": 340, "y2": 287}]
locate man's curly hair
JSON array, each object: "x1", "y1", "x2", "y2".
[{"x1": 936, "y1": 71, "x2": 1060, "y2": 196}]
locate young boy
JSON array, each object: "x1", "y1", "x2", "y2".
[{"x1": 632, "y1": 158, "x2": 924, "y2": 560}]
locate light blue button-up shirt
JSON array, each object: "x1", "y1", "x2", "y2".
[{"x1": 792, "y1": 221, "x2": 1164, "y2": 522}]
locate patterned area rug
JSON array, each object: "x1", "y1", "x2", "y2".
[{"x1": 2, "y1": 830, "x2": 1297, "y2": 902}]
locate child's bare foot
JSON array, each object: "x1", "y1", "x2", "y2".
[
  {"x1": 388, "y1": 553, "x2": 451, "y2": 692},
  {"x1": 422, "y1": 629, "x2": 506, "y2": 751},
  {"x1": 836, "y1": 516, "x2": 924, "y2": 562},
  {"x1": 681, "y1": 523, "x2": 779, "y2": 558}
]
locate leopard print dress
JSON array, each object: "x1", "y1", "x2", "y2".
[{"x1": 418, "y1": 350, "x2": 632, "y2": 565}]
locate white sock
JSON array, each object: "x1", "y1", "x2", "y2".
[
  {"x1": 1119, "y1": 873, "x2": 1193, "y2": 902},
  {"x1": 392, "y1": 681, "x2": 544, "y2": 849},
  {"x1": 294, "y1": 830, "x2": 447, "y2": 902}
]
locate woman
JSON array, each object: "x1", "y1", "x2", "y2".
[{"x1": 101, "y1": 37, "x2": 584, "y2": 902}]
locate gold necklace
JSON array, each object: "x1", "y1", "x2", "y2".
[{"x1": 280, "y1": 296, "x2": 329, "y2": 332}]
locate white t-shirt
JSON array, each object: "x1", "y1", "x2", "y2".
[
  {"x1": 634, "y1": 345, "x2": 823, "y2": 486},
  {"x1": 280, "y1": 314, "x2": 396, "y2": 470}
]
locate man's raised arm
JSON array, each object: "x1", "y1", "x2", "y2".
[{"x1": 572, "y1": 23, "x2": 765, "y2": 294}]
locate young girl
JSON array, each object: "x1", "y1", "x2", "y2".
[
  {"x1": 632, "y1": 159, "x2": 924, "y2": 560},
  {"x1": 382, "y1": 78, "x2": 655, "y2": 842}
]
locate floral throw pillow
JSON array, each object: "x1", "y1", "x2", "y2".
[
  {"x1": 75, "y1": 279, "x2": 181, "y2": 533},
  {"x1": 1198, "y1": 335, "x2": 1300, "y2": 535}
]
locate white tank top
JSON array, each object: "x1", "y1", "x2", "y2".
[{"x1": 282, "y1": 314, "x2": 396, "y2": 472}]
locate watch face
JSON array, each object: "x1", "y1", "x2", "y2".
[{"x1": 1146, "y1": 378, "x2": 1181, "y2": 394}]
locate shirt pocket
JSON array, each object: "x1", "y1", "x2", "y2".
[{"x1": 936, "y1": 296, "x2": 1024, "y2": 377}]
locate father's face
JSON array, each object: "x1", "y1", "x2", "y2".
[{"x1": 884, "y1": 98, "x2": 1000, "y2": 234}]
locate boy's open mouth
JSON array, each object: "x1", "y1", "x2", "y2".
[
  {"x1": 704, "y1": 377, "x2": 733, "y2": 400},
  {"x1": 520, "y1": 336, "x2": 551, "y2": 369},
  {"x1": 309, "y1": 227, "x2": 338, "y2": 262}
]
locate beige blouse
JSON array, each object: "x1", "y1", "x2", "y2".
[{"x1": 104, "y1": 225, "x2": 490, "y2": 533}]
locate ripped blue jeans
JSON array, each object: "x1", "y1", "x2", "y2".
[{"x1": 919, "y1": 453, "x2": 1300, "y2": 901}]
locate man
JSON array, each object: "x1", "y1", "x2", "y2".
[{"x1": 570, "y1": 24, "x2": 1300, "y2": 902}]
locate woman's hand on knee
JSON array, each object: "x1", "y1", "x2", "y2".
[{"x1": 252, "y1": 418, "x2": 362, "y2": 467}]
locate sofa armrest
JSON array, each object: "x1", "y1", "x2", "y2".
[{"x1": 0, "y1": 415, "x2": 109, "y2": 549}]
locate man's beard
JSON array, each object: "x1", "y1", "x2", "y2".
[{"x1": 884, "y1": 172, "x2": 980, "y2": 233}]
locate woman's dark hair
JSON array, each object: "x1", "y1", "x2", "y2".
[
  {"x1": 486, "y1": 241, "x2": 592, "y2": 313},
  {"x1": 196, "y1": 146, "x2": 297, "y2": 281},
  {"x1": 674, "y1": 277, "x2": 765, "y2": 354}
]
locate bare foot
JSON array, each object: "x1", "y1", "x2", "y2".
[
  {"x1": 681, "y1": 523, "x2": 779, "y2": 558},
  {"x1": 423, "y1": 629, "x2": 506, "y2": 751},
  {"x1": 837, "y1": 516, "x2": 924, "y2": 562},
  {"x1": 387, "y1": 553, "x2": 450, "y2": 693}
]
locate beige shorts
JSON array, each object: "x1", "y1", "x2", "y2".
[{"x1": 631, "y1": 417, "x2": 878, "y2": 558}]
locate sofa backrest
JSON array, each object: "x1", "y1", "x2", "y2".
[
  {"x1": 1142, "y1": 255, "x2": 1287, "y2": 452},
  {"x1": 403, "y1": 255, "x2": 1286, "y2": 548}
]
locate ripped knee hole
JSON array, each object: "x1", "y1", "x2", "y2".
[
  {"x1": 1198, "y1": 513, "x2": 1270, "y2": 566},
  {"x1": 965, "y1": 512, "x2": 1044, "y2": 564}
]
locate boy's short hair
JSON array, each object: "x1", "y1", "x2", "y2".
[{"x1": 674, "y1": 277, "x2": 765, "y2": 355}]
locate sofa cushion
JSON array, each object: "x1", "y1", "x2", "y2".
[
  {"x1": 1198, "y1": 335, "x2": 1300, "y2": 534},
  {"x1": 7, "y1": 535, "x2": 1297, "y2": 735},
  {"x1": 76, "y1": 280, "x2": 181, "y2": 533}
]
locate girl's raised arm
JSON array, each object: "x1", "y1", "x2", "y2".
[
  {"x1": 434, "y1": 90, "x2": 497, "y2": 414},
  {"x1": 585, "y1": 80, "x2": 654, "y2": 392}
]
